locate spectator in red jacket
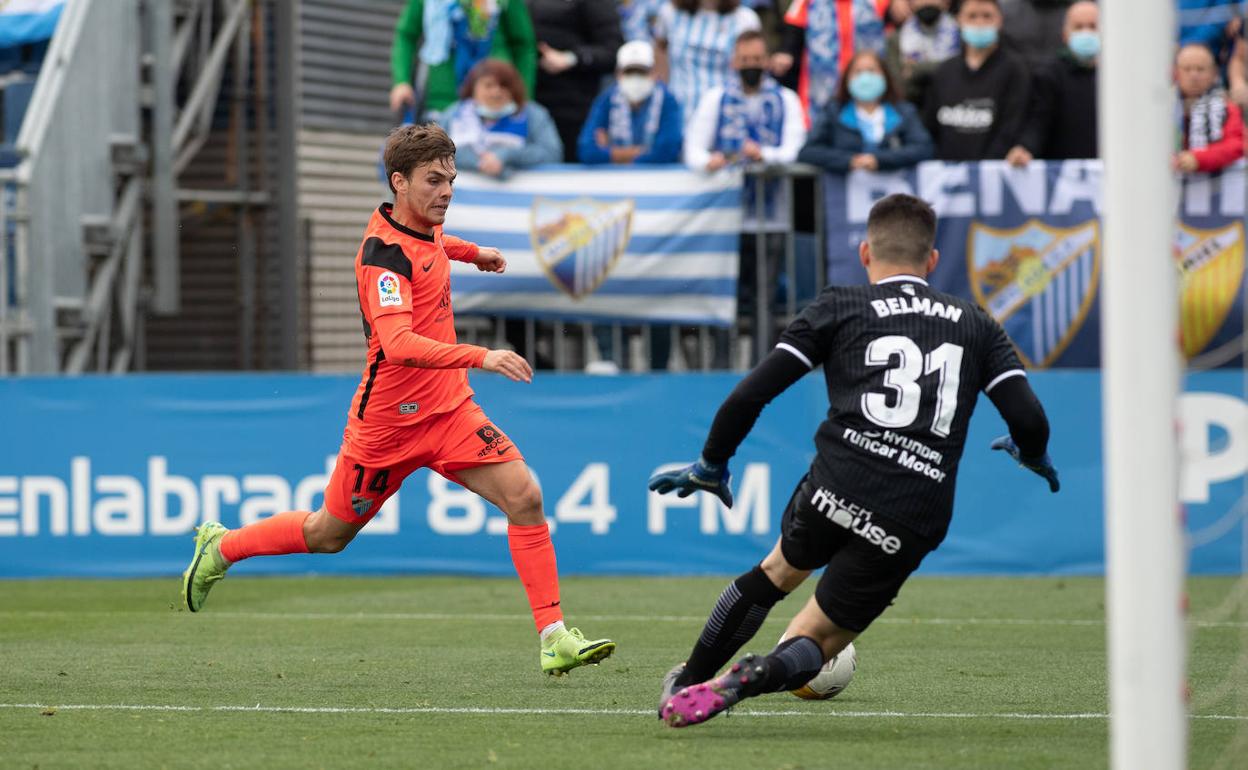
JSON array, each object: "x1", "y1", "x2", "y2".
[{"x1": 1175, "y1": 43, "x2": 1244, "y2": 174}]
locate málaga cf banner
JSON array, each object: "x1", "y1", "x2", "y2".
[
  {"x1": 442, "y1": 166, "x2": 742, "y2": 326},
  {"x1": 825, "y1": 160, "x2": 1247, "y2": 367}
]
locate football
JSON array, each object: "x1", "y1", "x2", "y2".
[{"x1": 789, "y1": 640, "x2": 858, "y2": 700}]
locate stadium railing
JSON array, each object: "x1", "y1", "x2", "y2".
[
  {"x1": 0, "y1": 0, "x2": 141, "y2": 375},
  {"x1": 0, "y1": 165, "x2": 19, "y2": 375}
]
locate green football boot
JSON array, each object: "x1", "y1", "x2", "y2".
[
  {"x1": 540, "y1": 626, "x2": 616, "y2": 676},
  {"x1": 181, "y1": 521, "x2": 230, "y2": 612}
]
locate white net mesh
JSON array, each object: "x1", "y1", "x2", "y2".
[{"x1": 1178, "y1": 222, "x2": 1248, "y2": 768}]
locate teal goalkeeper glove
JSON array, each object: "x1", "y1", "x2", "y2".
[
  {"x1": 648, "y1": 458, "x2": 734, "y2": 508},
  {"x1": 991, "y1": 435, "x2": 1060, "y2": 493}
]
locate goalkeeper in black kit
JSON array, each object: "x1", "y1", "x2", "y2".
[{"x1": 649, "y1": 194, "x2": 1059, "y2": 728}]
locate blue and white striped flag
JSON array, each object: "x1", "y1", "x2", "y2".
[
  {"x1": 444, "y1": 166, "x2": 742, "y2": 326},
  {"x1": 0, "y1": 0, "x2": 63, "y2": 47}
]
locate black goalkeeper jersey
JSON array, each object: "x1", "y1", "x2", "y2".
[{"x1": 775, "y1": 275, "x2": 1024, "y2": 538}]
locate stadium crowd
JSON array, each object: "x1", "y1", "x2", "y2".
[
  {"x1": 383, "y1": 0, "x2": 1248, "y2": 370},
  {"x1": 387, "y1": 0, "x2": 1248, "y2": 177}
]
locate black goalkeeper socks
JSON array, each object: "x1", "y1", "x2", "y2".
[
  {"x1": 757, "y1": 635, "x2": 826, "y2": 693},
  {"x1": 677, "y1": 565, "x2": 788, "y2": 686}
]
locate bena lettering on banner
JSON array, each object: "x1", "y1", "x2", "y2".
[{"x1": 826, "y1": 160, "x2": 1248, "y2": 368}]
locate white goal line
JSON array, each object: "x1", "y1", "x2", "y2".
[{"x1": 0, "y1": 703, "x2": 1244, "y2": 721}]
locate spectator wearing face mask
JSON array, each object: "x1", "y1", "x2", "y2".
[
  {"x1": 684, "y1": 29, "x2": 807, "y2": 172},
  {"x1": 797, "y1": 49, "x2": 933, "y2": 172},
  {"x1": 1007, "y1": 1, "x2": 1098, "y2": 166},
  {"x1": 885, "y1": 0, "x2": 960, "y2": 107},
  {"x1": 583, "y1": 41, "x2": 683, "y2": 371},
  {"x1": 773, "y1": 0, "x2": 888, "y2": 122},
  {"x1": 1174, "y1": 43, "x2": 1244, "y2": 175},
  {"x1": 922, "y1": 0, "x2": 1029, "y2": 160},
  {"x1": 578, "y1": 40, "x2": 684, "y2": 164},
  {"x1": 435, "y1": 58, "x2": 563, "y2": 179}
]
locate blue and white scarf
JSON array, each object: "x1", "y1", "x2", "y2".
[
  {"x1": 897, "y1": 13, "x2": 960, "y2": 65},
  {"x1": 448, "y1": 100, "x2": 529, "y2": 154},
  {"x1": 420, "y1": 0, "x2": 500, "y2": 85},
  {"x1": 713, "y1": 76, "x2": 789, "y2": 227},
  {"x1": 713, "y1": 75, "x2": 787, "y2": 157},
  {"x1": 608, "y1": 82, "x2": 667, "y2": 149},
  {"x1": 806, "y1": 0, "x2": 885, "y2": 114}
]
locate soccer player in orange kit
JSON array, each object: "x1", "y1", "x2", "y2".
[{"x1": 181, "y1": 124, "x2": 615, "y2": 676}]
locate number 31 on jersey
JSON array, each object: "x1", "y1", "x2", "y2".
[{"x1": 861, "y1": 336, "x2": 964, "y2": 438}]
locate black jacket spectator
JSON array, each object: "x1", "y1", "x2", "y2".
[
  {"x1": 923, "y1": 46, "x2": 1030, "y2": 160},
  {"x1": 526, "y1": 0, "x2": 623, "y2": 161},
  {"x1": 1016, "y1": 51, "x2": 1097, "y2": 160},
  {"x1": 799, "y1": 101, "x2": 933, "y2": 172}
]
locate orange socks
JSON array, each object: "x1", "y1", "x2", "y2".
[
  {"x1": 507, "y1": 523, "x2": 563, "y2": 632},
  {"x1": 218, "y1": 515, "x2": 561, "y2": 633},
  {"x1": 219, "y1": 510, "x2": 311, "y2": 564}
]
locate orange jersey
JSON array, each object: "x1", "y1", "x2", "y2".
[{"x1": 347, "y1": 203, "x2": 482, "y2": 428}]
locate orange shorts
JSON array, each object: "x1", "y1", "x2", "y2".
[{"x1": 324, "y1": 398, "x2": 524, "y2": 524}]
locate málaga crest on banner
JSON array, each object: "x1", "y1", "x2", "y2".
[
  {"x1": 530, "y1": 197, "x2": 634, "y2": 299},
  {"x1": 968, "y1": 219, "x2": 1101, "y2": 369},
  {"x1": 1175, "y1": 222, "x2": 1244, "y2": 359}
]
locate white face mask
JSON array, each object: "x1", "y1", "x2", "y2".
[{"x1": 618, "y1": 74, "x2": 656, "y2": 104}]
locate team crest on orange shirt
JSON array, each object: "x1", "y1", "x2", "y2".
[
  {"x1": 530, "y1": 197, "x2": 634, "y2": 299},
  {"x1": 968, "y1": 219, "x2": 1101, "y2": 369},
  {"x1": 1175, "y1": 222, "x2": 1244, "y2": 359}
]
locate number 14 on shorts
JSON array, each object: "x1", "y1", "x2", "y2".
[{"x1": 350, "y1": 464, "x2": 391, "y2": 517}]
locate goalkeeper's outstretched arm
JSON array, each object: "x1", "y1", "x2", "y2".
[
  {"x1": 700, "y1": 347, "x2": 812, "y2": 465},
  {"x1": 987, "y1": 375, "x2": 1059, "y2": 493},
  {"x1": 986, "y1": 375, "x2": 1050, "y2": 460}
]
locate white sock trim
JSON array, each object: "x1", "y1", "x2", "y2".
[{"x1": 540, "y1": 620, "x2": 565, "y2": 642}]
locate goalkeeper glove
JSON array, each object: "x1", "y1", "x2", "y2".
[
  {"x1": 990, "y1": 435, "x2": 1060, "y2": 493},
  {"x1": 648, "y1": 457, "x2": 734, "y2": 508}
]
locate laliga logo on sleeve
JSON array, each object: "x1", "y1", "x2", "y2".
[{"x1": 377, "y1": 271, "x2": 402, "y2": 307}]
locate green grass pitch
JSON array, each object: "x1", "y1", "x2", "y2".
[{"x1": 0, "y1": 575, "x2": 1244, "y2": 769}]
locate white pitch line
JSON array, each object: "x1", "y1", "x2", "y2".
[
  {"x1": 1, "y1": 609, "x2": 1244, "y2": 628},
  {"x1": 0, "y1": 703, "x2": 1244, "y2": 721}
]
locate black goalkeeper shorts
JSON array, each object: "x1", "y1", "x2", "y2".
[{"x1": 779, "y1": 475, "x2": 941, "y2": 633}]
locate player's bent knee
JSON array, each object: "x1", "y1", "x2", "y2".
[
  {"x1": 302, "y1": 508, "x2": 361, "y2": 553},
  {"x1": 761, "y1": 542, "x2": 810, "y2": 592}
]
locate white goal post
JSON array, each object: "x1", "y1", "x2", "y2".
[{"x1": 1100, "y1": 1, "x2": 1187, "y2": 769}]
